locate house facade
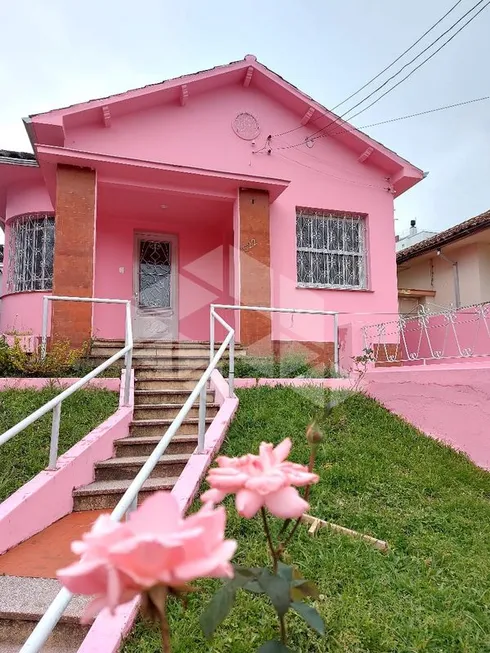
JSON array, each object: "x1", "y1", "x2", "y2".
[
  {"x1": 397, "y1": 209, "x2": 490, "y2": 313},
  {"x1": 0, "y1": 56, "x2": 423, "y2": 358}
]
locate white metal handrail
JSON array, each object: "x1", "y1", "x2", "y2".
[
  {"x1": 210, "y1": 303, "x2": 339, "y2": 373},
  {"x1": 19, "y1": 322, "x2": 235, "y2": 652},
  {"x1": 1, "y1": 296, "x2": 133, "y2": 467}
]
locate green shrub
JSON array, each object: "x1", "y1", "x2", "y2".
[{"x1": 220, "y1": 353, "x2": 341, "y2": 379}]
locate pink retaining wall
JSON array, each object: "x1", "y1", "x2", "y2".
[
  {"x1": 234, "y1": 377, "x2": 351, "y2": 389},
  {"x1": 0, "y1": 372, "x2": 133, "y2": 554},
  {"x1": 365, "y1": 363, "x2": 490, "y2": 470},
  {"x1": 78, "y1": 371, "x2": 238, "y2": 653},
  {"x1": 0, "y1": 377, "x2": 120, "y2": 391}
]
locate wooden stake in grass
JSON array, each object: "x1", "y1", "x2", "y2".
[{"x1": 301, "y1": 514, "x2": 389, "y2": 552}]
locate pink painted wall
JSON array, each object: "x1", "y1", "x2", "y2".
[
  {"x1": 5, "y1": 179, "x2": 53, "y2": 220},
  {"x1": 0, "y1": 291, "x2": 52, "y2": 336},
  {"x1": 92, "y1": 208, "x2": 234, "y2": 341},
  {"x1": 366, "y1": 364, "x2": 490, "y2": 470}
]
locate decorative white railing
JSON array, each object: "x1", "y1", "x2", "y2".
[
  {"x1": 210, "y1": 304, "x2": 339, "y2": 373},
  {"x1": 18, "y1": 310, "x2": 236, "y2": 653},
  {"x1": 362, "y1": 302, "x2": 490, "y2": 365},
  {"x1": 0, "y1": 297, "x2": 133, "y2": 465}
]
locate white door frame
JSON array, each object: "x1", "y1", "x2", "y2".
[{"x1": 133, "y1": 232, "x2": 179, "y2": 340}]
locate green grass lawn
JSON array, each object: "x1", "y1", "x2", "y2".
[
  {"x1": 123, "y1": 386, "x2": 490, "y2": 653},
  {"x1": 0, "y1": 387, "x2": 119, "y2": 502}
]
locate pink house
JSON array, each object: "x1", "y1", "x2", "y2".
[{"x1": 0, "y1": 56, "x2": 424, "y2": 360}]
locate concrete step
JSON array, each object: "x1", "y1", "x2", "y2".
[
  {"x1": 94, "y1": 453, "x2": 191, "y2": 481},
  {"x1": 133, "y1": 359, "x2": 210, "y2": 371},
  {"x1": 135, "y1": 367, "x2": 204, "y2": 380},
  {"x1": 115, "y1": 434, "x2": 198, "y2": 457},
  {"x1": 133, "y1": 403, "x2": 219, "y2": 420},
  {"x1": 129, "y1": 417, "x2": 212, "y2": 437},
  {"x1": 134, "y1": 389, "x2": 214, "y2": 405},
  {"x1": 135, "y1": 378, "x2": 203, "y2": 391},
  {"x1": 73, "y1": 477, "x2": 179, "y2": 511},
  {"x1": 0, "y1": 577, "x2": 90, "y2": 653}
]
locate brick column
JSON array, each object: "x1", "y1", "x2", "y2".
[
  {"x1": 52, "y1": 166, "x2": 96, "y2": 348},
  {"x1": 238, "y1": 188, "x2": 271, "y2": 352}
]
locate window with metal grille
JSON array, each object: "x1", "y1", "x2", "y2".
[
  {"x1": 296, "y1": 209, "x2": 367, "y2": 289},
  {"x1": 7, "y1": 214, "x2": 55, "y2": 293}
]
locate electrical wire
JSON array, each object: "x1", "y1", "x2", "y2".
[
  {"x1": 279, "y1": 0, "x2": 489, "y2": 150},
  {"x1": 331, "y1": 0, "x2": 464, "y2": 111},
  {"x1": 270, "y1": 0, "x2": 466, "y2": 139},
  {"x1": 266, "y1": 94, "x2": 489, "y2": 154}
]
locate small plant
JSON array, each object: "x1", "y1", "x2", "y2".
[
  {"x1": 0, "y1": 337, "x2": 15, "y2": 376},
  {"x1": 200, "y1": 428, "x2": 324, "y2": 651},
  {"x1": 351, "y1": 347, "x2": 375, "y2": 390},
  {"x1": 8, "y1": 338, "x2": 85, "y2": 377}
]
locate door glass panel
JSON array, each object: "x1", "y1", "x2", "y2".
[{"x1": 138, "y1": 240, "x2": 171, "y2": 309}]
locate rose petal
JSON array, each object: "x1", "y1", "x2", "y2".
[
  {"x1": 235, "y1": 488, "x2": 264, "y2": 518},
  {"x1": 264, "y1": 486, "x2": 310, "y2": 519}
]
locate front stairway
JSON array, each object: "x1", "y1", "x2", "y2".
[
  {"x1": 73, "y1": 341, "x2": 224, "y2": 509},
  {"x1": 0, "y1": 341, "x2": 236, "y2": 651}
]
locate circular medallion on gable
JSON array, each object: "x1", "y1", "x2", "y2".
[{"x1": 232, "y1": 112, "x2": 260, "y2": 140}]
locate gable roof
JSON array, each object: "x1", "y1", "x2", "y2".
[
  {"x1": 25, "y1": 55, "x2": 424, "y2": 196},
  {"x1": 397, "y1": 208, "x2": 490, "y2": 264}
]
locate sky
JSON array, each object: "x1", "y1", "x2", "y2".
[{"x1": 1, "y1": 0, "x2": 489, "y2": 241}]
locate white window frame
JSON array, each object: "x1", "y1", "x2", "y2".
[
  {"x1": 296, "y1": 208, "x2": 368, "y2": 290},
  {"x1": 7, "y1": 214, "x2": 55, "y2": 294}
]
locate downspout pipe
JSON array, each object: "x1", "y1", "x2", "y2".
[{"x1": 437, "y1": 248, "x2": 461, "y2": 308}]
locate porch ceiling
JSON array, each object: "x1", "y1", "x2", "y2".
[{"x1": 35, "y1": 145, "x2": 290, "y2": 205}]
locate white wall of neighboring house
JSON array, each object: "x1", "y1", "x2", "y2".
[{"x1": 397, "y1": 233, "x2": 490, "y2": 311}]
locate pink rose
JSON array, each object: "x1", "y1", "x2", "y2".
[
  {"x1": 202, "y1": 438, "x2": 319, "y2": 519},
  {"x1": 57, "y1": 493, "x2": 236, "y2": 621}
]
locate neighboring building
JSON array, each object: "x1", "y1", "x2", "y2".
[
  {"x1": 0, "y1": 55, "x2": 423, "y2": 355},
  {"x1": 396, "y1": 219, "x2": 437, "y2": 252},
  {"x1": 397, "y1": 209, "x2": 490, "y2": 313}
]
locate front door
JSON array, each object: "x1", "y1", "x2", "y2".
[{"x1": 133, "y1": 233, "x2": 178, "y2": 340}]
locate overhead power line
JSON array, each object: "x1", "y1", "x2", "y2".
[
  {"x1": 275, "y1": 0, "x2": 490, "y2": 151},
  {"x1": 304, "y1": 0, "x2": 490, "y2": 143},
  {"x1": 331, "y1": 0, "x2": 464, "y2": 111},
  {"x1": 268, "y1": 95, "x2": 489, "y2": 152},
  {"x1": 271, "y1": 0, "x2": 467, "y2": 140}
]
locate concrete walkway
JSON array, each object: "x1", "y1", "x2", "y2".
[{"x1": 365, "y1": 362, "x2": 490, "y2": 471}]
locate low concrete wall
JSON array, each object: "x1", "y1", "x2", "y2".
[
  {"x1": 0, "y1": 377, "x2": 120, "y2": 391},
  {"x1": 365, "y1": 363, "x2": 490, "y2": 470},
  {"x1": 0, "y1": 372, "x2": 133, "y2": 554},
  {"x1": 234, "y1": 378, "x2": 351, "y2": 389},
  {"x1": 78, "y1": 371, "x2": 239, "y2": 653}
]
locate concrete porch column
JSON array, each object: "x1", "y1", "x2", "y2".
[
  {"x1": 238, "y1": 188, "x2": 272, "y2": 353},
  {"x1": 52, "y1": 166, "x2": 97, "y2": 348}
]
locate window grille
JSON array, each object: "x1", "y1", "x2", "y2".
[
  {"x1": 296, "y1": 209, "x2": 367, "y2": 289},
  {"x1": 7, "y1": 214, "x2": 55, "y2": 293}
]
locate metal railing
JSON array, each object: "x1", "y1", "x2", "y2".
[
  {"x1": 19, "y1": 318, "x2": 235, "y2": 652},
  {"x1": 210, "y1": 304, "x2": 339, "y2": 373},
  {"x1": 0, "y1": 297, "x2": 133, "y2": 467},
  {"x1": 362, "y1": 301, "x2": 490, "y2": 365}
]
